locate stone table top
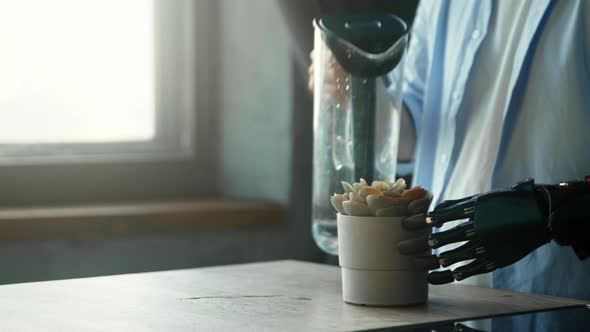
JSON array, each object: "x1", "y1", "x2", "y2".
[{"x1": 0, "y1": 260, "x2": 586, "y2": 331}]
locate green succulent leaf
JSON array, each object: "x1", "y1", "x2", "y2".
[
  {"x1": 366, "y1": 195, "x2": 397, "y2": 214},
  {"x1": 383, "y1": 191, "x2": 402, "y2": 198},
  {"x1": 390, "y1": 178, "x2": 407, "y2": 193},
  {"x1": 371, "y1": 181, "x2": 390, "y2": 191},
  {"x1": 353, "y1": 182, "x2": 367, "y2": 193},
  {"x1": 341, "y1": 181, "x2": 354, "y2": 194},
  {"x1": 342, "y1": 200, "x2": 372, "y2": 216},
  {"x1": 330, "y1": 194, "x2": 348, "y2": 215}
]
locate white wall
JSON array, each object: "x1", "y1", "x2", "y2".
[{"x1": 217, "y1": 0, "x2": 293, "y2": 203}]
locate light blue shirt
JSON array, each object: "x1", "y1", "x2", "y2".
[{"x1": 394, "y1": 0, "x2": 590, "y2": 330}]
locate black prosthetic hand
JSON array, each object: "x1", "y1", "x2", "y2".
[{"x1": 398, "y1": 177, "x2": 590, "y2": 285}]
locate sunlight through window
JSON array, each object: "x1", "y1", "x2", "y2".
[{"x1": 0, "y1": 0, "x2": 155, "y2": 143}]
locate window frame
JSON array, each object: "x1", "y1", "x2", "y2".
[{"x1": 0, "y1": 0, "x2": 219, "y2": 206}]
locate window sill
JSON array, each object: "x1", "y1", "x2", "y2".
[{"x1": 0, "y1": 200, "x2": 287, "y2": 242}]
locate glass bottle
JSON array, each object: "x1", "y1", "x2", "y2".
[{"x1": 312, "y1": 13, "x2": 408, "y2": 255}]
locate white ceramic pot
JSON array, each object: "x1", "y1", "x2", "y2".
[{"x1": 337, "y1": 214, "x2": 431, "y2": 306}]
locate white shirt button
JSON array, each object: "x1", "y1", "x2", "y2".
[
  {"x1": 453, "y1": 91, "x2": 461, "y2": 101},
  {"x1": 441, "y1": 153, "x2": 448, "y2": 164},
  {"x1": 472, "y1": 29, "x2": 481, "y2": 40}
]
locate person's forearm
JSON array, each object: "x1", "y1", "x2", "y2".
[
  {"x1": 276, "y1": 0, "x2": 318, "y2": 76},
  {"x1": 398, "y1": 103, "x2": 417, "y2": 163}
]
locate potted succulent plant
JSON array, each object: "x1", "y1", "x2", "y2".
[{"x1": 331, "y1": 178, "x2": 431, "y2": 306}]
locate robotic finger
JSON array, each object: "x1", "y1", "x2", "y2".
[
  {"x1": 412, "y1": 238, "x2": 485, "y2": 270},
  {"x1": 398, "y1": 221, "x2": 477, "y2": 254},
  {"x1": 427, "y1": 270, "x2": 455, "y2": 284},
  {"x1": 402, "y1": 213, "x2": 430, "y2": 230},
  {"x1": 427, "y1": 199, "x2": 476, "y2": 227},
  {"x1": 413, "y1": 254, "x2": 441, "y2": 270},
  {"x1": 451, "y1": 259, "x2": 496, "y2": 281},
  {"x1": 438, "y1": 239, "x2": 485, "y2": 267},
  {"x1": 427, "y1": 259, "x2": 495, "y2": 284},
  {"x1": 428, "y1": 221, "x2": 477, "y2": 249},
  {"x1": 401, "y1": 197, "x2": 475, "y2": 231},
  {"x1": 408, "y1": 196, "x2": 432, "y2": 215},
  {"x1": 434, "y1": 195, "x2": 476, "y2": 211},
  {"x1": 398, "y1": 234, "x2": 431, "y2": 255}
]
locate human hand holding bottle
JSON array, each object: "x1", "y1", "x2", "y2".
[{"x1": 308, "y1": 49, "x2": 350, "y2": 109}]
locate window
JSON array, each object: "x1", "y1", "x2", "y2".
[
  {"x1": 0, "y1": 0, "x2": 155, "y2": 144},
  {"x1": 0, "y1": 0, "x2": 217, "y2": 205}
]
